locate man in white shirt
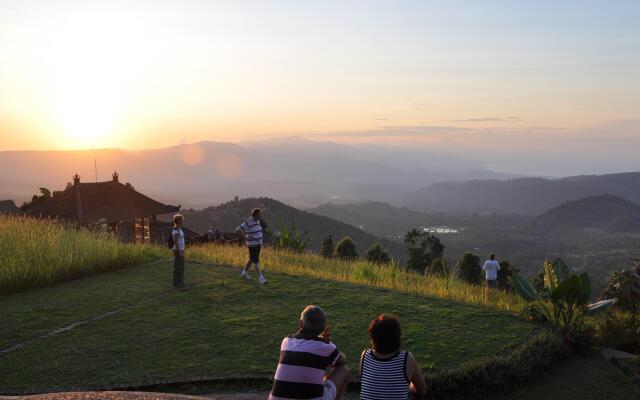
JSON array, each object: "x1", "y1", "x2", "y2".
[
  {"x1": 482, "y1": 253, "x2": 500, "y2": 289},
  {"x1": 236, "y1": 208, "x2": 267, "y2": 284},
  {"x1": 172, "y1": 214, "x2": 186, "y2": 287}
]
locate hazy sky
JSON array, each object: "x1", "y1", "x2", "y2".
[{"x1": 0, "y1": 0, "x2": 638, "y2": 174}]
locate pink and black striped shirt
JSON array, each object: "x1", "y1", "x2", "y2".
[{"x1": 269, "y1": 333, "x2": 341, "y2": 400}]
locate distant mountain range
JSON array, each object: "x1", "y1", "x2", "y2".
[
  {"x1": 0, "y1": 138, "x2": 513, "y2": 208},
  {"x1": 526, "y1": 194, "x2": 640, "y2": 234},
  {"x1": 177, "y1": 197, "x2": 406, "y2": 260},
  {"x1": 404, "y1": 173, "x2": 640, "y2": 214}
]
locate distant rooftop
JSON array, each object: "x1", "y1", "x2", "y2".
[
  {"x1": 27, "y1": 172, "x2": 179, "y2": 224},
  {"x1": 0, "y1": 199, "x2": 19, "y2": 214}
]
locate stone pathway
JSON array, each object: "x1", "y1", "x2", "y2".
[
  {"x1": 0, "y1": 392, "x2": 209, "y2": 400},
  {"x1": 601, "y1": 346, "x2": 638, "y2": 361}
]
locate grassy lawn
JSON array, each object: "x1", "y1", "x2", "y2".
[
  {"x1": 482, "y1": 354, "x2": 640, "y2": 400},
  {"x1": 0, "y1": 259, "x2": 534, "y2": 394}
]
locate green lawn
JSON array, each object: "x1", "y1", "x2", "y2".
[
  {"x1": 482, "y1": 354, "x2": 640, "y2": 400},
  {"x1": 0, "y1": 259, "x2": 534, "y2": 394}
]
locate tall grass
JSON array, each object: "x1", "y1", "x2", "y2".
[
  {"x1": 1, "y1": 215, "x2": 527, "y2": 312},
  {"x1": 189, "y1": 244, "x2": 528, "y2": 312},
  {"x1": 0, "y1": 215, "x2": 168, "y2": 295}
]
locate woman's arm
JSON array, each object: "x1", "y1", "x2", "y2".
[{"x1": 406, "y1": 352, "x2": 426, "y2": 399}]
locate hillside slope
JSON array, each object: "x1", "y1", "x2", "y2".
[
  {"x1": 310, "y1": 201, "x2": 529, "y2": 238},
  {"x1": 0, "y1": 250, "x2": 533, "y2": 394},
  {"x1": 404, "y1": 172, "x2": 640, "y2": 214},
  {"x1": 178, "y1": 197, "x2": 405, "y2": 259},
  {"x1": 526, "y1": 194, "x2": 640, "y2": 234}
]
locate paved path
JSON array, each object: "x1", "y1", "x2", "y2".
[
  {"x1": 0, "y1": 392, "x2": 271, "y2": 400},
  {"x1": 0, "y1": 392, "x2": 209, "y2": 400}
]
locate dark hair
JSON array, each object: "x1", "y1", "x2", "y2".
[
  {"x1": 368, "y1": 315, "x2": 401, "y2": 353},
  {"x1": 490, "y1": 253, "x2": 496, "y2": 260},
  {"x1": 251, "y1": 208, "x2": 262, "y2": 217},
  {"x1": 300, "y1": 305, "x2": 327, "y2": 336}
]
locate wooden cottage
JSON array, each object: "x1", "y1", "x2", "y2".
[{"x1": 27, "y1": 173, "x2": 180, "y2": 244}]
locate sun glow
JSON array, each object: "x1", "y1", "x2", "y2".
[
  {"x1": 44, "y1": 12, "x2": 138, "y2": 149},
  {"x1": 51, "y1": 70, "x2": 122, "y2": 149},
  {"x1": 2, "y1": 4, "x2": 168, "y2": 150}
]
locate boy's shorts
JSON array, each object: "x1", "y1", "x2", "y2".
[{"x1": 249, "y1": 245, "x2": 261, "y2": 263}]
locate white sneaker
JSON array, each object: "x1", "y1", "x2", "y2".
[
  {"x1": 258, "y1": 275, "x2": 267, "y2": 285},
  {"x1": 240, "y1": 270, "x2": 252, "y2": 280}
]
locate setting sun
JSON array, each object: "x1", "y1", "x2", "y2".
[{"x1": 51, "y1": 72, "x2": 122, "y2": 149}]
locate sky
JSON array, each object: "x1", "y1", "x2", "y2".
[{"x1": 0, "y1": 0, "x2": 638, "y2": 174}]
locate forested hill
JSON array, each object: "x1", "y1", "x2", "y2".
[
  {"x1": 178, "y1": 197, "x2": 406, "y2": 260},
  {"x1": 404, "y1": 172, "x2": 640, "y2": 214},
  {"x1": 526, "y1": 194, "x2": 640, "y2": 234}
]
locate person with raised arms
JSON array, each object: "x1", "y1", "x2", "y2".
[{"x1": 236, "y1": 208, "x2": 267, "y2": 284}]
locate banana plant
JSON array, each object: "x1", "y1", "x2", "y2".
[{"x1": 513, "y1": 258, "x2": 616, "y2": 328}]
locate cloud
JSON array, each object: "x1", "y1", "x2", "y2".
[
  {"x1": 450, "y1": 117, "x2": 523, "y2": 122},
  {"x1": 300, "y1": 124, "x2": 568, "y2": 140},
  {"x1": 374, "y1": 118, "x2": 389, "y2": 121}
]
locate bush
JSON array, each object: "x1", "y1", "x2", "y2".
[
  {"x1": 273, "y1": 223, "x2": 310, "y2": 253},
  {"x1": 320, "y1": 235, "x2": 334, "y2": 258},
  {"x1": 428, "y1": 257, "x2": 448, "y2": 276},
  {"x1": 562, "y1": 325, "x2": 597, "y2": 355},
  {"x1": 512, "y1": 258, "x2": 616, "y2": 351},
  {"x1": 600, "y1": 261, "x2": 640, "y2": 324},
  {"x1": 425, "y1": 332, "x2": 569, "y2": 399},
  {"x1": 497, "y1": 260, "x2": 516, "y2": 291},
  {"x1": 365, "y1": 243, "x2": 391, "y2": 264},
  {"x1": 595, "y1": 311, "x2": 640, "y2": 354},
  {"x1": 522, "y1": 304, "x2": 547, "y2": 323},
  {"x1": 457, "y1": 252, "x2": 483, "y2": 285},
  {"x1": 404, "y1": 229, "x2": 444, "y2": 274},
  {"x1": 335, "y1": 236, "x2": 358, "y2": 260}
]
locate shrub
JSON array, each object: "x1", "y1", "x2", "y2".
[
  {"x1": 428, "y1": 257, "x2": 448, "y2": 276},
  {"x1": 404, "y1": 229, "x2": 444, "y2": 274},
  {"x1": 425, "y1": 332, "x2": 569, "y2": 399},
  {"x1": 600, "y1": 261, "x2": 640, "y2": 324},
  {"x1": 19, "y1": 187, "x2": 52, "y2": 211},
  {"x1": 365, "y1": 243, "x2": 391, "y2": 264},
  {"x1": 320, "y1": 235, "x2": 334, "y2": 258},
  {"x1": 512, "y1": 258, "x2": 616, "y2": 349},
  {"x1": 335, "y1": 236, "x2": 358, "y2": 260},
  {"x1": 595, "y1": 311, "x2": 640, "y2": 354},
  {"x1": 497, "y1": 260, "x2": 516, "y2": 291},
  {"x1": 457, "y1": 252, "x2": 483, "y2": 285},
  {"x1": 522, "y1": 304, "x2": 547, "y2": 323},
  {"x1": 272, "y1": 223, "x2": 310, "y2": 253}
]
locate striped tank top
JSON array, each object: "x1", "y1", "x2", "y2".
[{"x1": 360, "y1": 350, "x2": 409, "y2": 400}]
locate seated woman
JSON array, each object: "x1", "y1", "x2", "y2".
[{"x1": 360, "y1": 315, "x2": 426, "y2": 400}]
